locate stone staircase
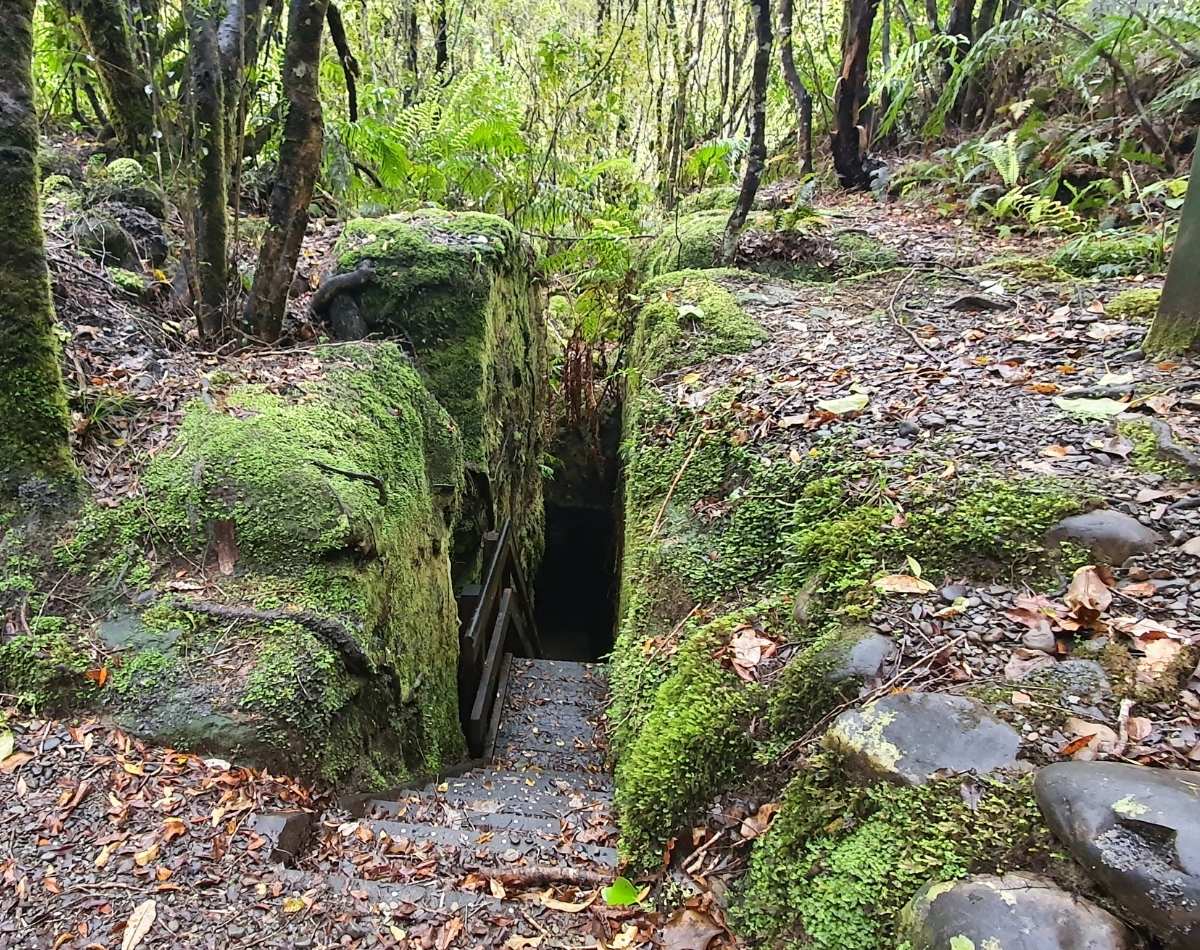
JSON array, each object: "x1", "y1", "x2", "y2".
[{"x1": 274, "y1": 657, "x2": 621, "y2": 946}]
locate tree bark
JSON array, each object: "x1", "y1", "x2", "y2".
[
  {"x1": 779, "y1": 0, "x2": 813, "y2": 173},
  {"x1": 218, "y1": 0, "x2": 266, "y2": 170},
  {"x1": 326, "y1": 3, "x2": 360, "y2": 121},
  {"x1": 74, "y1": 0, "x2": 155, "y2": 151},
  {"x1": 434, "y1": 0, "x2": 449, "y2": 74},
  {"x1": 243, "y1": 0, "x2": 329, "y2": 343},
  {"x1": 1144, "y1": 174, "x2": 1200, "y2": 356},
  {"x1": 187, "y1": 2, "x2": 230, "y2": 344},
  {"x1": 830, "y1": 0, "x2": 880, "y2": 189},
  {"x1": 721, "y1": 0, "x2": 771, "y2": 263},
  {"x1": 0, "y1": 0, "x2": 75, "y2": 490},
  {"x1": 405, "y1": 2, "x2": 419, "y2": 101}
]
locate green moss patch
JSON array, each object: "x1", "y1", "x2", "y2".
[
  {"x1": 1107, "y1": 288, "x2": 1161, "y2": 323},
  {"x1": 1051, "y1": 230, "x2": 1165, "y2": 278},
  {"x1": 732, "y1": 769, "x2": 1066, "y2": 949}
]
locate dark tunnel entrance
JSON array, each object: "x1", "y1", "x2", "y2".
[{"x1": 533, "y1": 408, "x2": 622, "y2": 661}]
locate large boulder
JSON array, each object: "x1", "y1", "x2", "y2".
[
  {"x1": 823, "y1": 692, "x2": 1022, "y2": 785},
  {"x1": 900, "y1": 873, "x2": 1136, "y2": 950},
  {"x1": 324, "y1": 211, "x2": 547, "y2": 582},
  {"x1": 1034, "y1": 761, "x2": 1200, "y2": 948}
]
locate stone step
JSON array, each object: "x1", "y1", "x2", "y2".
[
  {"x1": 423, "y1": 768, "x2": 613, "y2": 802},
  {"x1": 498, "y1": 697, "x2": 605, "y2": 741},
  {"x1": 363, "y1": 817, "x2": 617, "y2": 866},
  {"x1": 493, "y1": 736, "x2": 608, "y2": 774},
  {"x1": 505, "y1": 659, "x2": 607, "y2": 709}
]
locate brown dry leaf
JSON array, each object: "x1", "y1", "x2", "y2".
[
  {"x1": 739, "y1": 801, "x2": 780, "y2": 840},
  {"x1": 610, "y1": 925, "x2": 641, "y2": 950},
  {"x1": 162, "y1": 818, "x2": 187, "y2": 843},
  {"x1": 133, "y1": 842, "x2": 159, "y2": 867},
  {"x1": 436, "y1": 916, "x2": 464, "y2": 950},
  {"x1": 1040, "y1": 443, "x2": 1070, "y2": 457},
  {"x1": 538, "y1": 889, "x2": 597, "y2": 913},
  {"x1": 1136, "y1": 639, "x2": 1185, "y2": 686},
  {"x1": 1063, "y1": 718, "x2": 1118, "y2": 760},
  {"x1": 488, "y1": 877, "x2": 507, "y2": 899},
  {"x1": 662, "y1": 908, "x2": 724, "y2": 950},
  {"x1": 1120, "y1": 582, "x2": 1157, "y2": 598},
  {"x1": 0, "y1": 751, "x2": 34, "y2": 774},
  {"x1": 1005, "y1": 648, "x2": 1056, "y2": 681},
  {"x1": 729, "y1": 629, "x2": 776, "y2": 681},
  {"x1": 503, "y1": 937, "x2": 543, "y2": 950},
  {"x1": 1126, "y1": 716, "x2": 1153, "y2": 742},
  {"x1": 120, "y1": 899, "x2": 156, "y2": 950},
  {"x1": 1064, "y1": 565, "x2": 1112, "y2": 624},
  {"x1": 1112, "y1": 616, "x2": 1189, "y2": 642},
  {"x1": 873, "y1": 574, "x2": 936, "y2": 595}
]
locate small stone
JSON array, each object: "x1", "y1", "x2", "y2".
[
  {"x1": 1022, "y1": 626, "x2": 1057, "y2": 654},
  {"x1": 940, "y1": 584, "x2": 967, "y2": 603}
]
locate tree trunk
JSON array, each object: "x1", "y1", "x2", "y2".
[
  {"x1": 405, "y1": 2, "x2": 419, "y2": 102},
  {"x1": 1144, "y1": 175, "x2": 1200, "y2": 356},
  {"x1": 721, "y1": 0, "x2": 770, "y2": 263},
  {"x1": 218, "y1": 0, "x2": 266, "y2": 170},
  {"x1": 243, "y1": 0, "x2": 329, "y2": 343},
  {"x1": 326, "y1": 3, "x2": 360, "y2": 121},
  {"x1": 434, "y1": 0, "x2": 449, "y2": 74},
  {"x1": 779, "y1": 0, "x2": 813, "y2": 174},
  {"x1": 0, "y1": 0, "x2": 74, "y2": 491},
  {"x1": 187, "y1": 2, "x2": 230, "y2": 343},
  {"x1": 75, "y1": 0, "x2": 155, "y2": 151},
  {"x1": 830, "y1": 0, "x2": 880, "y2": 189}
]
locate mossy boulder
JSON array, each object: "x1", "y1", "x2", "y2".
[
  {"x1": 328, "y1": 210, "x2": 547, "y2": 582},
  {"x1": 84, "y1": 158, "x2": 167, "y2": 221},
  {"x1": 642, "y1": 209, "x2": 898, "y2": 281},
  {"x1": 37, "y1": 345, "x2": 471, "y2": 787}
]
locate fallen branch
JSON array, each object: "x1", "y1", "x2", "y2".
[
  {"x1": 175, "y1": 598, "x2": 373, "y2": 674},
  {"x1": 495, "y1": 866, "x2": 611, "y2": 888},
  {"x1": 651, "y1": 431, "x2": 705, "y2": 539},
  {"x1": 888, "y1": 268, "x2": 947, "y2": 366}
]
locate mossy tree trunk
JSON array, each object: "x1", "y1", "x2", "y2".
[
  {"x1": 243, "y1": 0, "x2": 329, "y2": 342},
  {"x1": 1144, "y1": 172, "x2": 1200, "y2": 356},
  {"x1": 217, "y1": 0, "x2": 266, "y2": 172},
  {"x1": 720, "y1": 0, "x2": 771, "y2": 263},
  {"x1": 831, "y1": 0, "x2": 881, "y2": 189},
  {"x1": 186, "y1": 1, "x2": 230, "y2": 342},
  {"x1": 779, "y1": 0, "x2": 813, "y2": 174},
  {"x1": 0, "y1": 0, "x2": 75, "y2": 491},
  {"x1": 75, "y1": 0, "x2": 155, "y2": 151}
]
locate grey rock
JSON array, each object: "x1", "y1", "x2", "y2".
[
  {"x1": 249, "y1": 810, "x2": 315, "y2": 864},
  {"x1": 819, "y1": 628, "x2": 895, "y2": 684},
  {"x1": 823, "y1": 692, "x2": 1021, "y2": 785},
  {"x1": 901, "y1": 873, "x2": 1136, "y2": 950},
  {"x1": 1047, "y1": 510, "x2": 1163, "y2": 565},
  {"x1": 1023, "y1": 626, "x2": 1058, "y2": 653},
  {"x1": 1028, "y1": 659, "x2": 1112, "y2": 706},
  {"x1": 1035, "y1": 760, "x2": 1200, "y2": 947}
]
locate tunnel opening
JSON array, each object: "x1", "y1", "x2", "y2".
[{"x1": 533, "y1": 405, "x2": 622, "y2": 661}]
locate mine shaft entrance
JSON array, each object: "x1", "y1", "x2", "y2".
[{"x1": 534, "y1": 407, "x2": 622, "y2": 661}]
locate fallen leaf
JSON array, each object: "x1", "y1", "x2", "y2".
[
  {"x1": 282, "y1": 896, "x2": 306, "y2": 914},
  {"x1": 662, "y1": 908, "x2": 724, "y2": 950},
  {"x1": 1064, "y1": 565, "x2": 1112, "y2": 624},
  {"x1": 873, "y1": 573, "x2": 936, "y2": 595},
  {"x1": 489, "y1": 878, "x2": 507, "y2": 899},
  {"x1": 1005, "y1": 648, "x2": 1056, "y2": 681},
  {"x1": 739, "y1": 801, "x2": 780, "y2": 839},
  {"x1": 1126, "y1": 716, "x2": 1153, "y2": 742},
  {"x1": 538, "y1": 889, "x2": 597, "y2": 913},
  {"x1": 134, "y1": 842, "x2": 159, "y2": 867},
  {"x1": 1120, "y1": 581, "x2": 1156, "y2": 598},
  {"x1": 1, "y1": 751, "x2": 34, "y2": 773},
  {"x1": 815, "y1": 392, "x2": 869, "y2": 415},
  {"x1": 120, "y1": 900, "x2": 156, "y2": 950},
  {"x1": 162, "y1": 818, "x2": 187, "y2": 843},
  {"x1": 1136, "y1": 638, "x2": 1186, "y2": 686},
  {"x1": 0, "y1": 729, "x2": 12, "y2": 761},
  {"x1": 602, "y1": 876, "x2": 641, "y2": 907},
  {"x1": 503, "y1": 937, "x2": 543, "y2": 950},
  {"x1": 729, "y1": 629, "x2": 776, "y2": 680},
  {"x1": 1053, "y1": 396, "x2": 1129, "y2": 419},
  {"x1": 1063, "y1": 717, "x2": 1119, "y2": 760},
  {"x1": 610, "y1": 925, "x2": 640, "y2": 950}
]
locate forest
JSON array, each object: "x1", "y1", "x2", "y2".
[{"x1": 1, "y1": 0, "x2": 1199, "y2": 945}]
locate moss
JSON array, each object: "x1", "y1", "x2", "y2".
[
  {"x1": 84, "y1": 158, "x2": 166, "y2": 220},
  {"x1": 1096, "y1": 638, "x2": 1200, "y2": 704},
  {"x1": 732, "y1": 769, "x2": 1065, "y2": 948},
  {"x1": 0, "y1": 617, "x2": 89, "y2": 708},
  {"x1": 1107, "y1": 288, "x2": 1160, "y2": 323},
  {"x1": 332, "y1": 210, "x2": 547, "y2": 581},
  {"x1": 108, "y1": 266, "x2": 146, "y2": 295},
  {"x1": 614, "y1": 611, "x2": 761, "y2": 866},
  {"x1": 1051, "y1": 230, "x2": 1165, "y2": 278},
  {"x1": 632, "y1": 271, "x2": 766, "y2": 375},
  {"x1": 977, "y1": 255, "x2": 1073, "y2": 282},
  {"x1": 101, "y1": 158, "x2": 149, "y2": 188},
  {"x1": 768, "y1": 622, "x2": 874, "y2": 735},
  {"x1": 108, "y1": 647, "x2": 174, "y2": 695},
  {"x1": 643, "y1": 210, "x2": 732, "y2": 277},
  {"x1": 676, "y1": 185, "x2": 741, "y2": 214},
  {"x1": 1119, "y1": 419, "x2": 1190, "y2": 479}
]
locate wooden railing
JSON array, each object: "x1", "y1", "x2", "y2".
[{"x1": 456, "y1": 520, "x2": 542, "y2": 757}]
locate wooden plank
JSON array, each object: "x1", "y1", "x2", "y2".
[
  {"x1": 506, "y1": 586, "x2": 538, "y2": 658},
  {"x1": 504, "y1": 532, "x2": 543, "y2": 658},
  {"x1": 467, "y1": 588, "x2": 513, "y2": 756},
  {"x1": 463, "y1": 521, "x2": 511, "y2": 654}
]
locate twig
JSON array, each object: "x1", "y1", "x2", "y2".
[
  {"x1": 309, "y1": 459, "x2": 388, "y2": 505},
  {"x1": 887, "y1": 268, "x2": 947, "y2": 365},
  {"x1": 651, "y1": 431, "x2": 705, "y2": 539},
  {"x1": 495, "y1": 866, "x2": 611, "y2": 888}
]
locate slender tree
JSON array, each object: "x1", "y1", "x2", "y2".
[
  {"x1": 779, "y1": 0, "x2": 813, "y2": 174},
  {"x1": 830, "y1": 0, "x2": 881, "y2": 188},
  {"x1": 434, "y1": 0, "x2": 449, "y2": 73},
  {"x1": 74, "y1": 0, "x2": 156, "y2": 151},
  {"x1": 0, "y1": 0, "x2": 74, "y2": 491},
  {"x1": 721, "y1": 0, "x2": 771, "y2": 262},
  {"x1": 1144, "y1": 174, "x2": 1200, "y2": 356},
  {"x1": 243, "y1": 0, "x2": 330, "y2": 342},
  {"x1": 186, "y1": 1, "x2": 230, "y2": 342}
]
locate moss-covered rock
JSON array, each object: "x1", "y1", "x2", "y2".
[
  {"x1": 33, "y1": 344, "x2": 469, "y2": 786},
  {"x1": 732, "y1": 767, "x2": 1075, "y2": 949},
  {"x1": 84, "y1": 157, "x2": 167, "y2": 220},
  {"x1": 676, "y1": 185, "x2": 741, "y2": 215},
  {"x1": 330, "y1": 210, "x2": 547, "y2": 581},
  {"x1": 1107, "y1": 288, "x2": 1161, "y2": 323},
  {"x1": 641, "y1": 209, "x2": 898, "y2": 281}
]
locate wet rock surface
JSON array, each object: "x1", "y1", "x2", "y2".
[
  {"x1": 1035, "y1": 760, "x2": 1200, "y2": 947},
  {"x1": 901, "y1": 872, "x2": 1136, "y2": 950},
  {"x1": 824, "y1": 692, "x2": 1022, "y2": 785},
  {"x1": 1047, "y1": 510, "x2": 1164, "y2": 565}
]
